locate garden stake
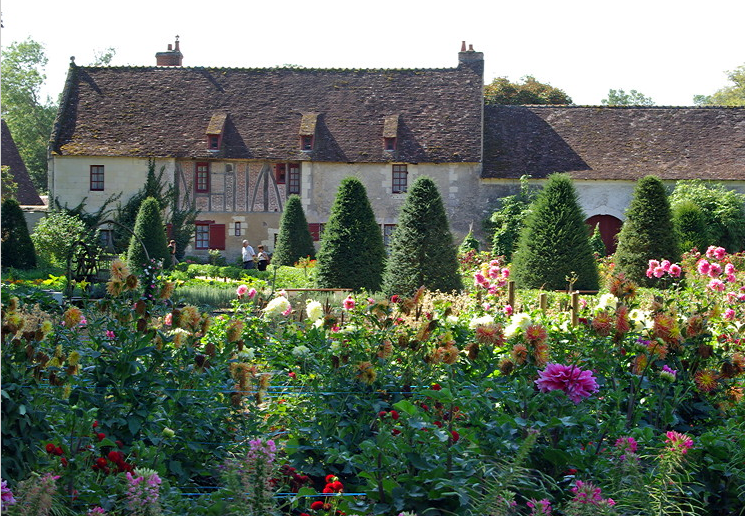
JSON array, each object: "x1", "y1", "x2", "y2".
[
  {"x1": 571, "y1": 292, "x2": 579, "y2": 326},
  {"x1": 539, "y1": 292, "x2": 547, "y2": 311},
  {"x1": 507, "y1": 281, "x2": 515, "y2": 308}
]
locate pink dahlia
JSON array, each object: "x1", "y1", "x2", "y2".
[
  {"x1": 724, "y1": 308, "x2": 736, "y2": 321},
  {"x1": 708, "y1": 279, "x2": 725, "y2": 292},
  {"x1": 709, "y1": 263, "x2": 723, "y2": 277},
  {"x1": 343, "y1": 295, "x2": 355, "y2": 310},
  {"x1": 535, "y1": 363, "x2": 599, "y2": 403},
  {"x1": 697, "y1": 259, "x2": 711, "y2": 275},
  {"x1": 669, "y1": 264, "x2": 682, "y2": 277},
  {"x1": 236, "y1": 284, "x2": 248, "y2": 297}
]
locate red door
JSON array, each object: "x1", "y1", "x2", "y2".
[{"x1": 586, "y1": 215, "x2": 622, "y2": 255}]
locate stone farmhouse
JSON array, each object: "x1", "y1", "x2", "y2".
[{"x1": 49, "y1": 40, "x2": 745, "y2": 261}]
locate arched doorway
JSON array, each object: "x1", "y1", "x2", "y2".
[{"x1": 586, "y1": 214, "x2": 623, "y2": 255}]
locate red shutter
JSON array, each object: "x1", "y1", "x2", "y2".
[
  {"x1": 308, "y1": 223, "x2": 321, "y2": 241},
  {"x1": 209, "y1": 224, "x2": 226, "y2": 250},
  {"x1": 166, "y1": 223, "x2": 173, "y2": 239}
]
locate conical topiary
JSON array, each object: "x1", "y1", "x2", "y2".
[
  {"x1": 614, "y1": 176, "x2": 679, "y2": 286},
  {"x1": 1, "y1": 198, "x2": 36, "y2": 269},
  {"x1": 382, "y1": 176, "x2": 463, "y2": 297},
  {"x1": 126, "y1": 197, "x2": 169, "y2": 271},
  {"x1": 511, "y1": 173, "x2": 599, "y2": 291},
  {"x1": 672, "y1": 199, "x2": 709, "y2": 254},
  {"x1": 589, "y1": 224, "x2": 607, "y2": 258},
  {"x1": 272, "y1": 195, "x2": 316, "y2": 266},
  {"x1": 315, "y1": 177, "x2": 386, "y2": 291}
]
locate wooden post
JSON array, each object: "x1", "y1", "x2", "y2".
[
  {"x1": 571, "y1": 291, "x2": 579, "y2": 326},
  {"x1": 507, "y1": 281, "x2": 515, "y2": 308},
  {"x1": 539, "y1": 292, "x2": 547, "y2": 311}
]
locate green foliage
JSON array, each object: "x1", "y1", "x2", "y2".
[
  {"x1": 511, "y1": 173, "x2": 599, "y2": 290},
  {"x1": 53, "y1": 192, "x2": 121, "y2": 231},
  {"x1": 615, "y1": 176, "x2": 680, "y2": 286},
  {"x1": 31, "y1": 211, "x2": 91, "y2": 268},
  {"x1": 127, "y1": 197, "x2": 169, "y2": 270},
  {"x1": 490, "y1": 175, "x2": 537, "y2": 262},
  {"x1": 672, "y1": 199, "x2": 710, "y2": 253},
  {"x1": 316, "y1": 178, "x2": 386, "y2": 291},
  {"x1": 589, "y1": 224, "x2": 608, "y2": 258},
  {"x1": 601, "y1": 88, "x2": 655, "y2": 106},
  {"x1": 382, "y1": 176, "x2": 463, "y2": 296},
  {"x1": 694, "y1": 63, "x2": 745, "y2": 106},
  {"x1": 0, "y1": 38, "x2": 58, "y2": 192},
  {"x1": 458, "y1": 229, "x2": 480, "y2": 254},
  {"x1": 669, "y1": 180, "x2": 745, "y2": 253},
  {"x1": 1, "y1": 198, "x2": 36, "y2": 269},
  {"x1": 1, "y1": 165, "x2": 19, "y2": 202},
  {"x1": 272, "y1": 195, "x2": 316, "y2": 266},
  {"x1": 484, "y1": 75, "x2": 572, "y2": 105}
]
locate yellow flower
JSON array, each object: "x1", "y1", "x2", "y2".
[
  {"x1": 63, "y1": 307, "x2": 83, "y2": 328},
  {"x1": 67, "y1": 351, "x2": 81, "y2": 366},
  {"x1": 356, "y1": 361, "x2": 377, "y2": 384}
]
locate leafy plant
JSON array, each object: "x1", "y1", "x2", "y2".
[
  {"x1": 1, "y1": 198, "x2": 36, "y2": 269},
  {"x1": 272, "y1": 194, "x2": 316, "y2": 267}
]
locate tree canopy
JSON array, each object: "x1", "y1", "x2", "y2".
[
  {"x1": 1, "y1": 38, "x2": 58, "y2": 193},
  {"x1": 601, "y1": 88, "x2": 655, "y2": 106},
  {"x1": 694, "y1": 64, "x2": 745, "y2": 106},
  {"x1": 484, "y1": 76, "x2": 572, "y2": 105}
]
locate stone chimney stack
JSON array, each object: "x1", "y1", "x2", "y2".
[
  {"x1": 156, "y1": 36, "x2": 183, "y2": 66},
  {"x1": 457, "y1": 41, "x2": 484, "y2": 76}
]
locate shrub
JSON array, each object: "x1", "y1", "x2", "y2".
[
  {"x1": 458, "y1": 228, "x2": 480, "y2": 254},
  {"x1": 672, "y1": 199, "x2": 710, "y2": 253},
  {"x1": 490, "y1": 175, "x2": 537, "y2": 262},
  {"x1": 669, "y1": 179, "x2": 745, "y2": 252},
  {"x1": 382, "y1": 176, "x2": 462, "y2": 296},
  {"x1": 511, "y1": 173, "x2": 599, "y2": 290},
  {"x1": 316, "y1": 178, "x2": 386, "y2": 291},
  {"x1": 273, "y1": 195, "x2": 316, "y2": 267},
  {"x1": 1, "y1": 198, "x2": 36, "y2": 269},
  {"x1": 615, "y1": 176, "x2": 680, "y2": 286},
  {"x1": 127, "y1": 197, "x2": 169, "y2": 270},
  {"x1": 589, "y1": 224, "x2": 607, "y2": 258},
  {"x1": 31, "y1": 210, "x2": 91, "y2": 268}
]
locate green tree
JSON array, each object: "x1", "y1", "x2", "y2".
[
  {"x1": 382, "y1": 176, "x2": 462, "y2": 296},
  {"x1": 694, "y1": 64, "x2": 745, "y2": 106},
  {"x1": 614, "y1": 176, "x2": 680, "y2": 286},
  {"x1": 458, "y1": 227, "x2": 480, "y2": 254},
  {"x1": 669, "y1": 180, "x2": 745, "y2": 252},
  {"x1": 1, "y1": 198, "x2": 36, "y2": 269},
  {"x1": 490, "y1": 175, "x2": 537, "y2": 262},
  {"x1": 484, "y1": 76, "x2": 572, "y2": 105},
  {"x1": 91, "y1": 47, "x2": 117, "y2": 66},
  {"x1": 1, "y1": 38, "x2": 58, "y2": 192},
  {"x1": 589, "y1": 224, "x2": 607, "y2": 258},
  {"x1": 1, "y1": 165, "x2": 19, "y2": 202},
  {"x1": 511, "y1": 173, "x2": 599, "y2": 291},
  {"x1": 272, "y1": 195, "x2": 316, "y2": 266},
  {"x1": 315, "y1": 177, "x2": 386, "y2": 292},
  {"x1": 127, "y1": 197, "x2": 169, "y2": 271},
  {"x1": 671, "y1": 200, "x2": 710, "y2": 253},
  {"x1": 31, "y1": 211, "x2": 90, "y2": 268},
  {"x1": 601, "y1": 88, "x2": 655, "y2": 106}
]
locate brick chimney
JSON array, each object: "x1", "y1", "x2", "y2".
[
  {"x1": 458, "y1": 41, "x2": 483, "y2": 76},
  {"x1": 156, "y1": 36, "x2": 183, "y2": 66}
]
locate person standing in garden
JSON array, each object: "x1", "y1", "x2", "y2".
[
  {"x1": 256, "y1": 245, "x2": 270, "y2": 271},
  {"x1": 242, "y1": 240, "x2": 256, "y2": 269}
]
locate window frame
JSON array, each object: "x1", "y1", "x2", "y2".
[
  {"x1": 195, "y1": 222, "x2": 210, "y2": 249},
  {"x1": 90, "y1": 165, "x2": 105, "y2": 191},
  {"x1": 275, "y1": 164, "x2": 287, "y2": 185},
  {"x1": 208, "y1": 135, "x2": 219, "y2": 150},
  {"x1": 384, "y1": 137, "x2": 397, "y2": 151},
  {"x1": 195, "y1": 162, "x2": 210, "y2": 193},
  {"x1": 392, "y1": 164, "x2": 408, "y2": 194},
  {"x1": 288, "y1": 163, "x2": 301, "y2": 195},
  {"x1": 301, "y1": 135, "x2": 313, "y2": 151},
  {"x1": 234, "y1": 221, "x2": 242, "y2": 237}
]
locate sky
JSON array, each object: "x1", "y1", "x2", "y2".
[{"x1": 2, "y1": 0, "x2": 744, "y2": 106}]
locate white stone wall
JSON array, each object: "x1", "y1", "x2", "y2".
[{"x1": 50, "y1": 156, "x2": 176, "y2": 212}]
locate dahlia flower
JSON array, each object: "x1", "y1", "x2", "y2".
[{"x1": 535, "y1": 363, "x2": 598, "y2": 403}]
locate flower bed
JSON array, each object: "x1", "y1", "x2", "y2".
[{"x1": 1, "y1": 249, "x2": 744, "y2": 515}]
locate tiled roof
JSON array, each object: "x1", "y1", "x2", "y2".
[
  {"x1": 51, "y1": 63, "x2": 484, "y2": 163},
  {"x1": 483, "y1": 105, "x2": 745, "y2": 180},
  {"x1": 1, "y1": 119, "x2": 44, "y2": 205}
]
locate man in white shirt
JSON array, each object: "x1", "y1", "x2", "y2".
[{"x1": 241, "y1": 240, "x2": 256, "y2": 269}]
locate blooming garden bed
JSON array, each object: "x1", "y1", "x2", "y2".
[{"x1": 1, "y1": 248, "x2": 744, "y2": 515}]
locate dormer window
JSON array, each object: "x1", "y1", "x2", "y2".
[
  {"x1": 383, "y1": 114, "x2": 400, "y2": 153},
  {"x1": 301, "y1": 135, "x2": 313, "y2": 151},
  {"x1": 209, "y1": 135, "x2": 219, "y2": 150},
  {"x1": 299, "y1": 112, "x2": 318, "y2": 153},
  {"x1": 205, "y1": 112, "x2": 227, "y2": 151},
  {"x1": 384, "y1": 137, "x2": 397, "y2": 151}
]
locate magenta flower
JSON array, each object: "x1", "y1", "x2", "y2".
[
  {"x1": 660, "y1": 364, "x2": 677, "y2": 382},
  {"x1": 660, "y1": 259, "x2": 671, "y2": 272},
  {"x1": 653, "y1": 266, "x2": 665, "y2": 278},
  {"x1": 708, "y1": 279, "x2": 725, "y2": 292},
  {"x1": 665, "y1": 430, "x2": 693, "y2": 455},
  {"x1": 248, "y1": 287, "x2": 257, "y2": 299},
  {"x1": 615, "y1": 436, "x2": 638, "y2": 453},
  {"x1": 1, "y1": 480, "x2": 16, "y2": 508},
  {"x1": 709, "y1": 263, "x2": 723, "y2": 277},
  {"x1": 535, "y1": 363, "x2": 599, "y2": 403},
  {"x1": 697, "y1": 259, "x2": 711, "y2": 275},
  {"x1": 105, "y1": 329, "x2": 117, "y2": 339},
  {"x1": 724, "y1": 308, "x2": 736, "y2": 321},
  {"x1": 725, "y1": 263, "x2": 736, "y2": 275},
  {"x1": 727, "y1": 274, "x2": 737, "y2": 283},
  {"x1": 343, "y1": 295, "x2": 356, "y2": 310},
  {"x1": 526, "y1": 498, "x2": 553, "y2": 515},
  {"x1": 669, "y1": 264, "x2": 682, "y2": 277},
  {"x1": 236, "y1": 284, "x2": 248, "y2": 297},
  {"x1": 503, "y1": 304, "x2": 513, "y2": 316}
]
